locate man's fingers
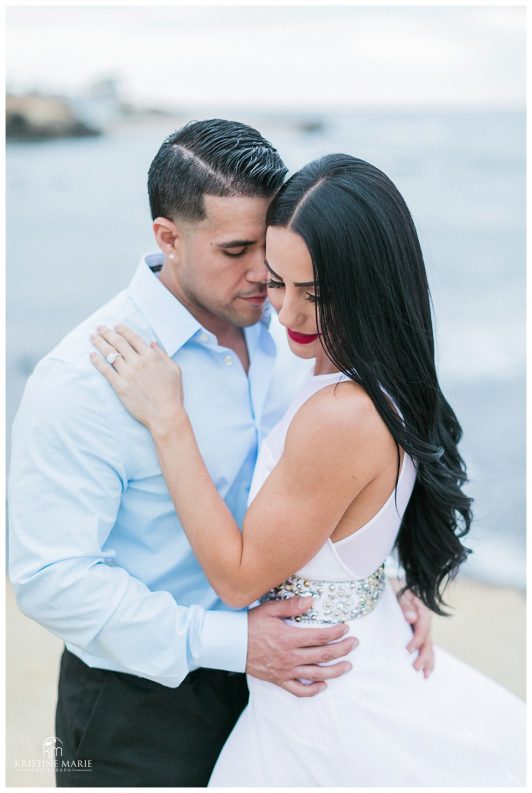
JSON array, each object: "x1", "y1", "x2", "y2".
[
  {"x1": 287, "y1": 624, "x2": 354, "y2": 648},
  {"x1": 262, "y1": 595, "x2": 315, "y2": 619},
  {"x1": 407, "y1": 634, "x2": 422, "y2": 653},
  {"x1": 407, "y1": 632, "x2": 427, "y2": 653},
  {"x1": 294, "y1": 623, "x2": 356, "y2": 647},
  {"x1": 397, "y1": 591, "x2": 418, "y2": 622},
  {"x1": 260, "y1": 598, "x2": 353, "y2": 646},
  {"x1": 296, "y1": 637, "x2": 358, "y2": 666},
  {"x1": 280, "y1": 679, "x2": 327, "y2": 698},
  {"x1": 279, "y1": 660, "x2": 354, "y2": 696},
  {"x1": 407, "y1": 611, "x2": 432, "y2": 652},
  {"x1": 423, "y1": 654, "x2": 435, "y2": 679},
  {"x1": 413, "y1": 643, "x2": 433, "y2": 673},
  {"x1": 293, "y1": 661, "x2": 352, "y2": 682}
]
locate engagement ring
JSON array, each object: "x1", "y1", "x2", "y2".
[{"x1": 105, "y1": 351, "x2": 120, "y2": 365}]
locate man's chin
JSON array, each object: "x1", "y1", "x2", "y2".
[
  {"x1": 231, "y1": 313, "x2": 264, "y2": 329},
  {"x1": 226, "y1": 301, "x2": 266, "y2": 328}
]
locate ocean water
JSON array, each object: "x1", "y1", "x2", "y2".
[{"x1": 6, "y1": 110, "x2": 525, "y2": 588}]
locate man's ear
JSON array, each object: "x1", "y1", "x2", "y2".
[{"x1": 152, "y1": 216, "x2": 184, "y2": 259}]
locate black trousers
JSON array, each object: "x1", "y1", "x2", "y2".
[{"x1": 55, "y1": 647, "x2": 249, "y2": 787}]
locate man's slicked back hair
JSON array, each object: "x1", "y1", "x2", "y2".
[{"x1": 148, "y1": 119, "x2": 287, "y2": 222}]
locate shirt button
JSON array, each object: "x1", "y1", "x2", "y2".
[
  {"x1": 224, "y1": 355, "x2": 234, "y2": 366},
  {"x1": 199, "y1": 332, "x2": 209, "y2": 343}
]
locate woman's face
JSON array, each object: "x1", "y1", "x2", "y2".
[{"x1": 265, "y1": 225, "x2": 325, "y2": 363}]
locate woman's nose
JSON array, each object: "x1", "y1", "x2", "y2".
[{"x1": 276, "y1": 294, "x2": 305, "y2": 328}]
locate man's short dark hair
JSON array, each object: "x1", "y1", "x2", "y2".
[{"x1": 147, "y1": 119, "x2": 287, "y2": 222}]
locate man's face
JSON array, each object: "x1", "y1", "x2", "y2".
[{"x1": 167, "y1": 194, "x2": 272, "y2": 329}]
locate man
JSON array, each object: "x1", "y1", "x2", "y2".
[{"x1": 8, "y1": 119, "x2": 432, "y2": 787}]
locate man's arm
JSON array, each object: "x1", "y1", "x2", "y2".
[{"x1": 8, "y1": 358, "x2": 247, "y2": 687}]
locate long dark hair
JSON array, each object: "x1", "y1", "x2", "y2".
[{"x1": 267, "y1": 154, "x2": 472, "y2": 615}]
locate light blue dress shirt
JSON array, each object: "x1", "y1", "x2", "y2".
[{"x1": 8, "y1": 253, "x2": 311, "y2": 687}]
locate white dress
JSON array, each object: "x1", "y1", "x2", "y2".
[{"x1": 209, "y1": 373, "x2": 526, "y2": 787}]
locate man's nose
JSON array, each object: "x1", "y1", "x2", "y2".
[{"x1": 246, "y1": 248, "x2": 268, "y2": 284}]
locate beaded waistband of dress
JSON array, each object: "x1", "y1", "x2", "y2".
[{"x1": 260, "y1": 563, "x2": 386, "y2": 623}]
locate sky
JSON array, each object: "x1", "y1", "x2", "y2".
[{"x1": 5, "y1": 5, "x2": 525, "y2": 111}]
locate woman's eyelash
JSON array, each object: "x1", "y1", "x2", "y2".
[
  {"x1": 223, "y1": 249, "x2": 247, "y2": 258},
  {"x1": 266, "y1": 279, "x2": 319, "y2": 303}
]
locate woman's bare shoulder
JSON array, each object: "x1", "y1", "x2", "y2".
[{"x1": 284, "y1": 379, "x2": 395, "y2": 472}]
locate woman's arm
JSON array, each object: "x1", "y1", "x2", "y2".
[
  {"x1": 90, "y1": 324, "x2": 392, "y2": 608},
  {"x1": 152, "y1": 386, "x2": 387, "y2": 607}
]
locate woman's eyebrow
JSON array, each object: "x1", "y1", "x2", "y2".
[
  {"x1": 265, "y1": 260, "x2": 282, "y2": 279},
  {"x1": 265, "y1": 260, "x2": 317, "y2": 288}
]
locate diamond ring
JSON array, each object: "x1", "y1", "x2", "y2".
[{"x1": 105, "y1": 351, "x2": 120, "y2": 365}]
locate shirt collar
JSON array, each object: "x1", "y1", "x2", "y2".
[
  {"x1": 128, "y1": 252, "x2": 272, "y2": 357},
  {"x1": 258, "y1": 298, "x2": 272, "y2": 330},
  {"x1": 128, "y1": 253, "x2": 202, "y2": 357}
]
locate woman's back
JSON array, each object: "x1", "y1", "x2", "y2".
[{"x1": 249, "y1": 371, "x2": 417, "y2": 581}]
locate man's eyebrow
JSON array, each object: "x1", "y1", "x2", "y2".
[
  {"x1": 216, "y1": 239, "x2": 256, "y2": 249},
  {"x1": 265, "y1": 259, "x2": 317, "y2": 288}
]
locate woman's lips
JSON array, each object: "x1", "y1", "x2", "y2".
[{"x1": 287, "y1": 329, "x2": 319, "y2": 345}]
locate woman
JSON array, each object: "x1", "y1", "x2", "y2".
[{"x1": 91, "y1": 155, "x2": 525, "y2": 786}]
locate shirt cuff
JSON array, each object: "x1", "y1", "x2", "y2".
[{"x1": 196, "y1": 609, "x2": 248, "y2": 673}]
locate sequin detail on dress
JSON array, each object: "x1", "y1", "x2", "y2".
[{"x1": 260, "y1": 563, "x2": 386, "y2": 623}]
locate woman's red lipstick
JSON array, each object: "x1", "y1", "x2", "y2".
[{"x1": 287, "y1": 329, "x2": 319, "y2": 345}]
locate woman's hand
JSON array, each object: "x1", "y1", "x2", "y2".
[{"x1": 90, "y1": 324, "x2": 186, "y2": 436}]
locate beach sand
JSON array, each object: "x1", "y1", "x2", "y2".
[{"x1": 5, "y1": 577, "x2": 526, "y2": 787}]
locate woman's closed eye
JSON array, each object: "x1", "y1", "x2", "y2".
[{"x1": 267, "y1": 278, "x2": 319, "y2": 303}]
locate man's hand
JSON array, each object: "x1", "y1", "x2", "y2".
[
  {"x1": 392, "y1": 580, "x2": 434, "y2": 678},
  {"x1": 246, "y1": 597, "x2": 358, "y2": 697}
]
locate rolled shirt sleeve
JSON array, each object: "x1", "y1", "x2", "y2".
[{"x1": 8, "y1": 358, "x2": 248, "y2": 687}]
